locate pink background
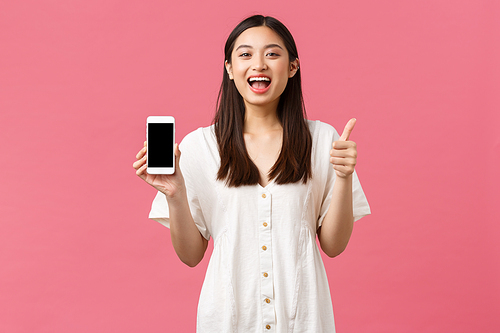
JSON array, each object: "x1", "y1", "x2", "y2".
[{"x1": 1, "y1": 1, "x2": 499, "y2": 332}]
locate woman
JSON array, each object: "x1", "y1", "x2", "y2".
[{"x1": 134, "y1": 15, "x2": 370, "y2": 333}]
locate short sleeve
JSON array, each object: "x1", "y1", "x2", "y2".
[
  {"x1": 316, "y1": 123, "x2": 371, "y2": 227},
  {"x1": 148, "y1": 130, "x2": 211, "y2": 240}
]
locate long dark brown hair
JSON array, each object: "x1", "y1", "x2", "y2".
[{"x1": 214, "y1": 15, "x2": 312, "y2": 187}]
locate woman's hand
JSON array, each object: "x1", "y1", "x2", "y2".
[
  {"x1": 330, "y1": 118, "x2": 358, "y2": 179},
  {"x1": 133, "y1": 141, "x2": 185, "y2": 199}
]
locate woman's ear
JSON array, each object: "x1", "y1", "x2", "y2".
[
  {"x1": 225, "y1": 60, "x2": 234, "y2": 80},
  {"x1": 289, "y1": 58, "x2": 300, "y2": 78}
]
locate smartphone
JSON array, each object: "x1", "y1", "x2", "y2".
[{"x1": 147, "y1": 116, "x2": 175, "y2": 174}]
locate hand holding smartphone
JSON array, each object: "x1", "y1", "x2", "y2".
[{"x1": 147, "y1": 116, "x2": 175, "y2": 175}]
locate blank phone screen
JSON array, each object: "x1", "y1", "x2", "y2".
[{"x1": 148, "y1": 123, "x2": 174, "y2": 167}]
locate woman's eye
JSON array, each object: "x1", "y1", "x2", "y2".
[
  {"x1": 266, "y1": 52, "x2": 280, "y2": 57},
  {"x1": 239, "y1": 53, "x2": 251, "y2": 57}
]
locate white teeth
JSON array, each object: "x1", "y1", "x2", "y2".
[{"x1": 248, "y1": 77, "x2": 270, "y2": 82}]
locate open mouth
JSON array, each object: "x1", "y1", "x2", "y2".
[{"x1": 248, "y1": 76, "x2": 271, "y2": 90}]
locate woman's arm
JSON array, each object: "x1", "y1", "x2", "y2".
[
  {"x1": 166, "y1": 188, "x2": 208, "y2": 267},
  {"x1": 317, "y1": 175, "x2": 354, "y2": 257},
  {"x1": 318, "y1": 119, "x2": 357, "y2": 258},
  {"x1": 134, "y1": 142, "x2": 208, "y2": 267}
]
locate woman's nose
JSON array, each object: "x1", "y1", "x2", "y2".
[{"x1": 252, "y1": 55, "x2": 267, "y2": 71}]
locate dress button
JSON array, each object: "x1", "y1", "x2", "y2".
[
  {"x1": 263, "y1": 222, "x2": 268, "y2": 227},
  {"x1": 262, "y1": 246, "x2": 267, "y2": 251},
  {"x1": 265, "y1": 298, "x2": 271, "y2": 303},
  {"x1": 266, "y1": 324, "x2": 271, "y2": 329},
  {"x1": 263, "y1": 272, "x2": 268, "y2": 277},
  {"x1": 262, "y1": 193, "x2": 266, "y2": 199}
]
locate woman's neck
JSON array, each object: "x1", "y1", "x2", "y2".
[{"x1": 243, "y1": 102, "x2": 282, "y2": 134}]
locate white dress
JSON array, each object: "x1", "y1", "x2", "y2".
[{"x1": 149, "y1": 120, "x2": 371, "y2": 333}]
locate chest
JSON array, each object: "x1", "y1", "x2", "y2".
[
  {"x1": 210, "y1": 180, "x2": 316, "y2": 241},
  {"x1": 244, "y1": 132, "x2": 282, "y2": 187}
]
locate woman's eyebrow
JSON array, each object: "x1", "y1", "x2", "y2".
[
  {"x1": 235, "y1": 44, "x2": 284, "y2": 51},
  {"x1": 264, "y1": 44, "x2": 284, "y2": 50}
]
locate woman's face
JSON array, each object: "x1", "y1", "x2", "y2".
[{"x1": 225, "y1": 26, "x2": 299, "y2": 111}]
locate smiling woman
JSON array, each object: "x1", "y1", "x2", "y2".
[
  {"x1": 226, "y1": 34, "x2": 297, "y2": 105},
  {"x1": 218, "y1": 19, "x2": 306, "y2": 188},
  {"x1": 134, "y1": 14, "x2": 370, "y2": 333}
]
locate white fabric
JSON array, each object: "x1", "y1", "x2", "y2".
[{"x1": 149, "y1": 120, "x2": 371, "y2": 333}]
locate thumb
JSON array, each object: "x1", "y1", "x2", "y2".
[
  {"x1": 174, "y1": 143, "x2": 181, "y2": 171},
  {"x1": 339, "y1": 118, "x2": 357, "y2": 141}
]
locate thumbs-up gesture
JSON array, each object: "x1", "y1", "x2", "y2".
[{"x1": 330, "y1": 118, "x2": 357, "y2": 178}]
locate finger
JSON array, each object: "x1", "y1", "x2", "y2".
[
  {"x1": 136, "y1": 163, "x2": 148, "y2": 179},
  {"x1": 331, "y1": 150, "x2": 356, "y2": 159},
  {"x1": 133, "y1": 155, "x2": 147, "y2": 170},
  {"x1": 332, "y1": 141, "x2": 356, "y2": 150},
  {"x1": 330, "y1": 146, "x2": 357, "y2": 158},
  {"x1": 339, "y1": 118, "x2": 356, "y2": 141},
  {"x1": 330, "y1": 156, "x2": 356, "y2": 167},
  {"x1": 330, "y1": 150, "x2": 346, "y2": 158},
  {"x1": 332, "y1": 164, "x2": 353, "y2": 177},
  {"x1": 136, "y1": 146, "x2": 146, "y2": 159}
]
